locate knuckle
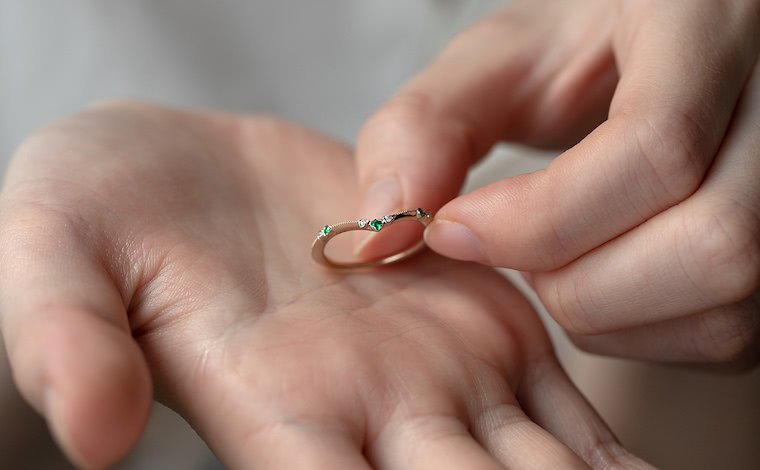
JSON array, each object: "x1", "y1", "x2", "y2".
[
  {"x1": 356, "y1": 90, "x2": 433, "y2": 168},
  {"x1": 473, "y1": 402, "x2": 529, "y2": 438},
  {"x1": 0, "y1": 201, "x2": 89, "y2": 263},
  {"x1": 692, "y1": 302, "x2": 760, "y2": 367},
  {"x1": 362, "y1": 89, "x2": 435, "y2": 138},
  {"x1": 358, "y1": 88, "x2": 479, "y2": 169},
  {"x1": 687, "y1": 204, "x2": 760, "y2": 305},
  {"x1": 538, "y1": 274, "x2": 600, "y2": 335},
  {"x1": 626, "y1": 108, "x2": 710, "y2": 205},
  {"x1": 585, "y1": 431, "x2": 643, "y2": 470}
]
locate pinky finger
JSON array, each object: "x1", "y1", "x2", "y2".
[
  {"x1": 471, "y1": 400, "x2": 590, "y2": 469},
  {"x1": 518, "y1": 356, "x2": 655, "y2": 470},
  {"x1": 249, "y1": 426, "x2": 372, "y2": 470},
  {"x1": 569, "y1": 291, "x2": 760, "y2": 371}
]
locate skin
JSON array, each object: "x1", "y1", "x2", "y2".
[
  {"x1": 356, "y1": 0, "x2": 760, "y2": 368},
  {"x1": 0, "y1": 102, "x2": 653, "y2": 469},
  {"x1": 1, "y1": 336, "x2": 73, "y2": 469}
]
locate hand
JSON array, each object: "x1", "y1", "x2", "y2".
[
  {"x1": 356, "y1": 0, "x2": 760, "y2": 369},
  {"x1": 0, "y1": 102, "x2": 651, "y2": 469}
]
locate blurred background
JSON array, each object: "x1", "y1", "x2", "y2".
[{"x1": 1, "y1": 1, "x2": 758, "y2": 468}]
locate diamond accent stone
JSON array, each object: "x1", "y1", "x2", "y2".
[
  {"x1": 371, "y1": 219, "x2": 383, "y2": 231},
  {"x1": 358, "y1": 218, "x2": 369, "y2": 228},
  {"x1": 383, "y1": 214, "x2": 394, "y2": 223}
]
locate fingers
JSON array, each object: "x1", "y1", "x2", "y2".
[
  {"x1": 461, "y1": 360, "x2": 591, "y2": 469},
  {"x1": 533, "y1": 59, "x2": 760, "y2": 338},
  {"x1": 426, "y1": 0, "x2": 760, "y2": 270},
  {"x1": 173, "y1": 354, "x2": 372, "y2": 468},
  {"x1": 212, "y1": 419, "x2": 372, "y2": 470},
  {"x1": 0, "y1": 202, "x2": 151, "y2": 469},
  {"x1": 569, "y1": 292, "x2": 760, "y2": 371},
  {"x1": 367, "y1": 413, "x2": 507, "y2": 470},
  {"x1": 354, "y1": 0, "x2": 618, "y2": 260},
  {"x1": 471, "y1": 400, "x2": 590, "y2": 469},
  {"x1": 518, "y1": 356, "x2": 655, "y2": 470},
  {"x1": 367, "y1": 366, "x2": 594, "y2": 470}
]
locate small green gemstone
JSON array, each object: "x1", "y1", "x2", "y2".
[
  {"x1": 323, "y1": 225, "x2": 331, "y2": 235},
  {"x1": 370, "y1": 219, "x2": 383, "y2": 231},
  {"x1": 416, "y1": 208, "x2": 425, "y2": 217}
]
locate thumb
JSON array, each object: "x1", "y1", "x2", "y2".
[{"x1": 0, "y1": 204, "x2": 152, "y2": 469}]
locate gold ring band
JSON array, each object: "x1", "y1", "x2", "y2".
[{"x1": 311, "y1": 208, "x2": 432, "y2": 270}]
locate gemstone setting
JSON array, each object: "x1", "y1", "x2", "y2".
[{"x1": 317, "y1": 209, "x2": 431, "y2": 242}]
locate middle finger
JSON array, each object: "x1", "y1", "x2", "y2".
[{"x1": 535, "y1": 61, "x2": 760, "y2": 337}]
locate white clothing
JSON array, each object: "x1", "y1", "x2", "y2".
[{"x1": 1, "y1": 1, "x2": 502, "y2": 160}]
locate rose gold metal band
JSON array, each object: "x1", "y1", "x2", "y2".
[{"x1": 311, "y1": 208, "x2": 432, "y2": 269}]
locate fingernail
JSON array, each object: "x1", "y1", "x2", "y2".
[
  {"x1": 424, "y1": 220, "x2": 485, "y2": 262},
  {"x1": 355, "y1": 177, "x2": 402, "y2": 254}
]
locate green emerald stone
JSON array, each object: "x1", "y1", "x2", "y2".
[
  {"x1": 323, "y1": 225, "x2": 331, "y2": 235},
  {"x1": 416, "y1": 208, "x2": 425, "y2": 217},
  {"x1": 371, "y1": 219, "x2": 383, "y2": 231}
]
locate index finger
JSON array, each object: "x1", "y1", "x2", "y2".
[{"x1": 426, "y1": 0, "x2": 760, "y2": 270}]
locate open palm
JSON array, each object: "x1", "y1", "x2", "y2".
[{"x1": 0, "y1": 102, "x2": 650, "y2": 469}]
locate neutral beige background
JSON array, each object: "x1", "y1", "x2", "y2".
[{"x1": 1, "y1": 1, "x2": 758, "y2": 469}]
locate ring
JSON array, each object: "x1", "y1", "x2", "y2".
[{"x1": 311, "y1": 208, "x2": 433, "y2": 269}]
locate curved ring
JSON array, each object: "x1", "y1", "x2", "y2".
[{"x1": 311, "y1": 208, "x2": 433, "y2": 270}]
